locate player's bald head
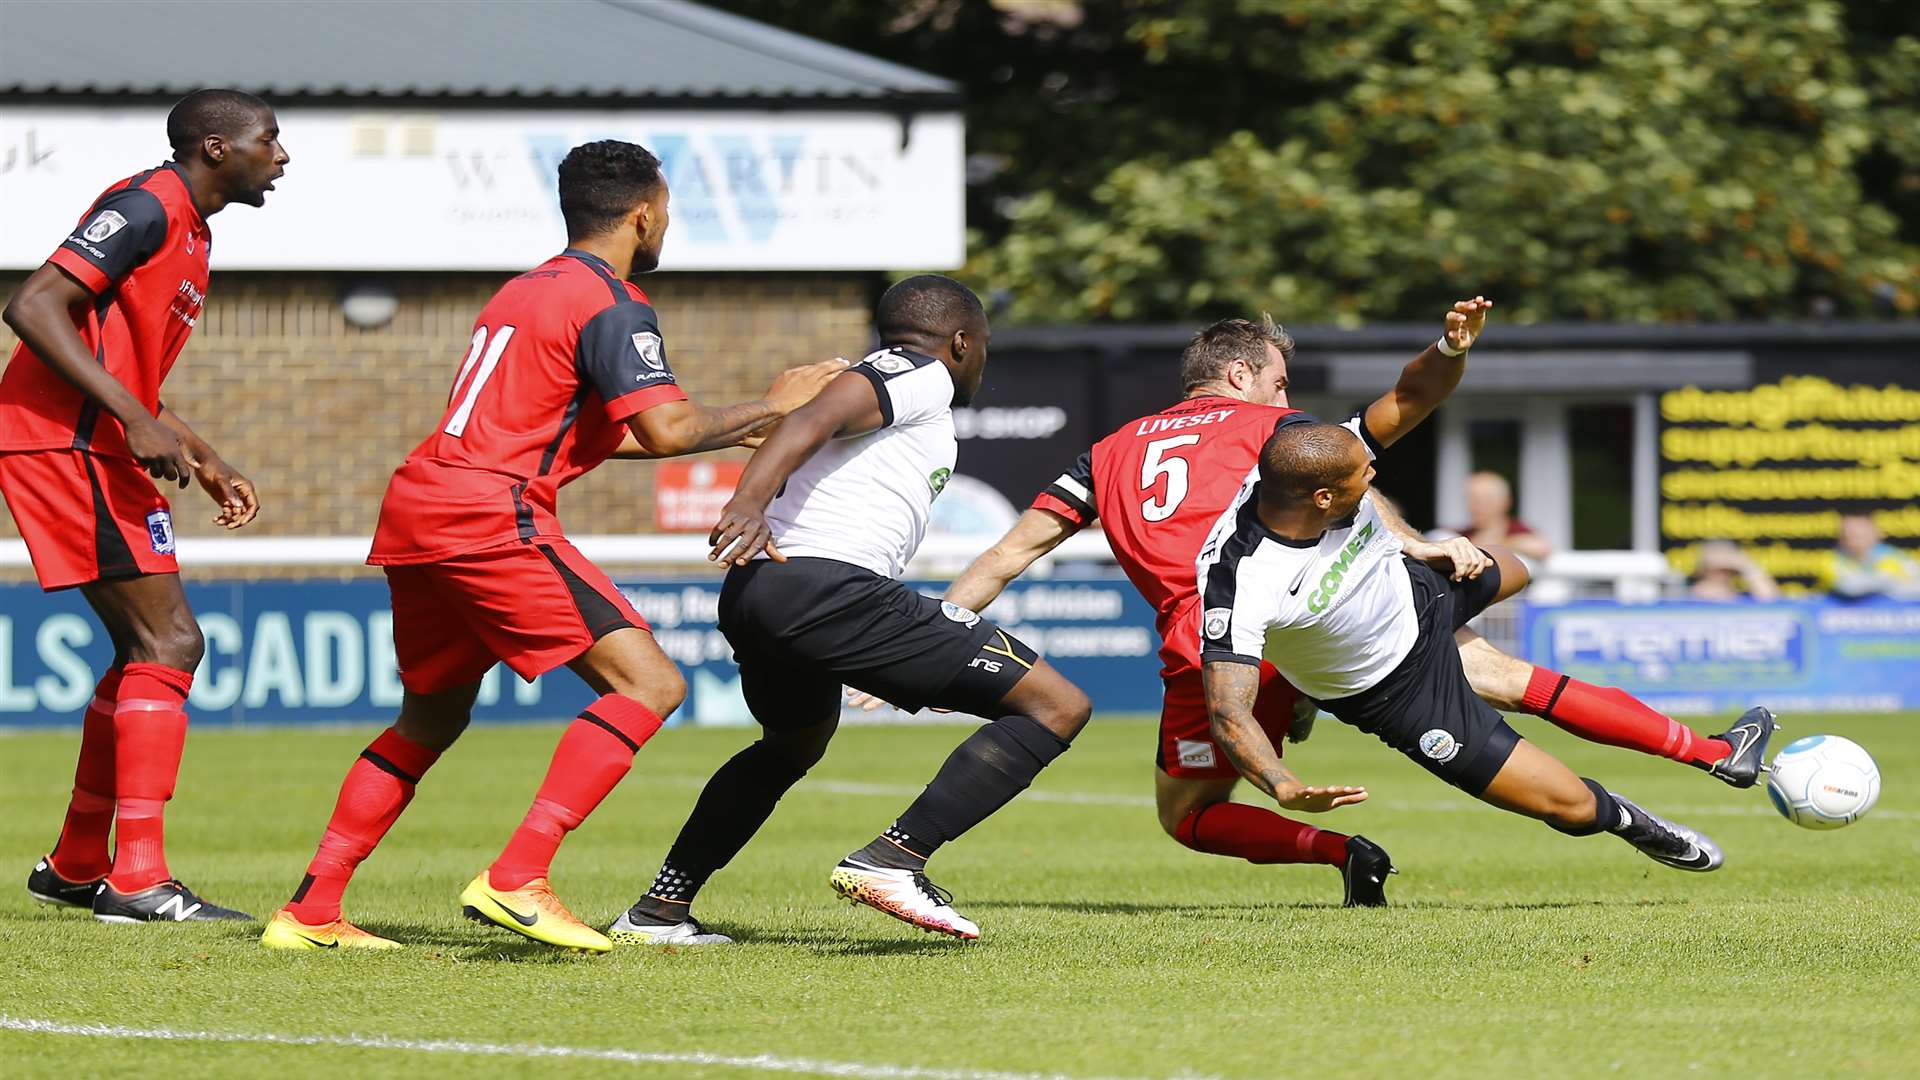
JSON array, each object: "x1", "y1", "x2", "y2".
[
  {"x1": 1260, "y1": 422, "x2": 1364, "y2": 503},
  {"x1": 167, "y1": 89, "x2": 271, "y2": 155},
  {"x1": 876, "y1": 275, "x2": 987, "y2": 345}
]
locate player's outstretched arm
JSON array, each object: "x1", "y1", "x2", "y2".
[
  {"x1": 944, "y1": 508, "x2": 1081, "y2": 611},
  {"x1": 708, "y1": 371, "x2": 889, "y2": 566},
  {"x1": 1203, "y1": 660, "x2": 1367, "y2": 813},
  {"x1": 3, "y1": 265, "x2": 197, "y2": 486},
  {"x1": 1360, "y1": 296, "x2": 1492, "y2": 447},
  {"x1": 156, "y1": 405, "x2": 259, "y2": 529},
  {"x1": 622, "y1": 358, "x2": 849, "y2": 459}
]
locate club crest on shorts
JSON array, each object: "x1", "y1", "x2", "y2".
[
  {"x1": 145, "y1": 510, "x2": 176, "y2": 555},
  {"x1": 630, "y1": 331, "x2": 665, "y2": 371},
  {"x1": 940, "y1": 601, "x2": 981, "y2": 628},
  {"x1": 1419, "y1": 728, "x2": 1460, "y2": 763},
  {"x1": 82, "y1": 209, "x2": 129, "y2": 244},
  {"x1": 1175, "y1": 739, "x2": 1217, "y2": 770},
  {"x1": 1203, "y1": 607, "x2": 1231, "y2": 640}
]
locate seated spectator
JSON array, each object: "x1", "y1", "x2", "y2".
[
  {"x1": 1448, "y1": 470, "x2": 1552, "y2": 561},
  {"x1": 1818, "y1": 514, "x2": 1920, "y2": 599},
  {"x1": 1689, "y1": 540, "x2": 1780, "y2": 602}
]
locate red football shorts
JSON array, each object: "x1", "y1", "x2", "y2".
[
  {"x1": 0, "y1": 450, "x2": 178, "y2": 590},
  {"x1": 384, "y1": 538, "x2": 651, "y2": 695},
  {"x1": 1157, "y1": 661, "x2": 1300, "y2": 779}
]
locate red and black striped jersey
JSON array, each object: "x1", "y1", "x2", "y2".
[
  {"x1": 0, "y1": 163, "x2": 211, "y2": 458},
  {"x1": 1034, "y1": 396, "x2": 1325, "y2": 679},
  {"x1": 370, "y1": 249, "x2": 687, "y2": 564}
]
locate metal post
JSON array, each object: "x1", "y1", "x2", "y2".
[
  {"x1": 1435, "y1": 407, "x2": 1470, "y2": 533},
  {"x1": 1633, "y1": 392, "x2": 1660, "y2": 553},
  {"x1": 1519, "y1": 401, "x2": 1572, "y2": 552}
]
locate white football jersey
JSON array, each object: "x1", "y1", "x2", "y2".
[
  {"x1": 762, "y1": 346, "x2": 958, "y2": 579},
  {"x1": 1196, "y1": 486, "x2": 1417, "y2": 701}
]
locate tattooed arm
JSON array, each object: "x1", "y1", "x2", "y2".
[{"x1": 1203, "y1": 660, "x2": 1369, "y2": 812}]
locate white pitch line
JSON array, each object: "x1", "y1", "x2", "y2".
[{"x1": 0, "y1": 1016, "x2": 1180, "y2": 1080}]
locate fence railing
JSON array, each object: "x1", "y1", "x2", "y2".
[{"x1": 2, "y1": 534, "x2": 1681, "y2": 591}]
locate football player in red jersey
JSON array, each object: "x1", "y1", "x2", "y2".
[
  {"x1": 261, "y1": 140, "x2": 846, "y2": 952},
  {"x1": 3, "y1": 90, "x2": 287, "y2": 924},
  {"x1": 878, "y1": 298, "x2": 1770, "y2": 908}
]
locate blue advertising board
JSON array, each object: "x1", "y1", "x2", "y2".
[
  {"x1": 0, "y1": 576, "x2": 1163, "y2": 728},
  {"x1": 1521, "y1": 599, "x2": 1920, "y2": 715}
]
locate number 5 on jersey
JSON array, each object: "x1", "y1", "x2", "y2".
[
  {"x1": 1141, "y1": 434, "x2": 1200, "y2": 521},
  {"x1": 444, "y1": 324, "x2": 517, "y2": 437}
]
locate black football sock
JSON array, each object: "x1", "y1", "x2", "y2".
[
  {"x1": 853, "y1": 826, "x2": 931, "y2": 872},
  {"x1": 1547, "y1": 777, "x2": 1625, "y2": 837},
  {"x1": 1536, "y1": 772, "x2": 1674, "y2": 841},
  {"x1": 627, "y1": 859, "x2": 703, "y2": 924},
  {"x1": 859, "y1": 715, "x2": 1070, "y2": 868},
  {"x1": 628, "y1": 740, "x2": 810, "y2": 922}
]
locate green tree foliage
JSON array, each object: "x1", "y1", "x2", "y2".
[{"x1": 718, "y1": 0, "x2": 1920, "y2": 324}]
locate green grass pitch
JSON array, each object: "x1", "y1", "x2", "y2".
[{"x1": 2, "y1": 712, "x2": 1916, "y2": 1079}]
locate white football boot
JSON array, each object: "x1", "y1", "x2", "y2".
[
  {"x1": 606, "y1": 908, "x2": 733, "y2": 945},
  {"x1": 829, "y1": 857, "x2": 980, "y2": 940}
]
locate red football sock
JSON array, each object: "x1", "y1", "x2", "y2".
[
  {"x1": 106, "y1": 663, "x2": 193, "y2": 893},
  {"x1": 47, "y1": 668, "x2": 124, "y2": 882},
  {"x1": 490, "y1": 695, "x2": 663, "y2": 891},
  {"x1": 1521, "y1": 667, "x2": 1731, "y2": 768},
  {"x1": 1175, "y1": 802, "x2": 1350, "y2": 866},
  {"x1": 285, "y1": 727, "x2": 442, "y2": 924}
]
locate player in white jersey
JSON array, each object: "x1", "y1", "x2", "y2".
[
  {"x1": 1197, "y1": 421, "x2": 1731, "y2": 873},
  {"x1": 610, "y1": 276, "x2": 1090, "y2": 943}
]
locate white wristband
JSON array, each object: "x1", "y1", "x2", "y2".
[{"x1": 1436, "y1": 336, "x2": 1467, "y2": 357}]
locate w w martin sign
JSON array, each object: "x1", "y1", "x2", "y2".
[{"x1": 0, "y1": 108, "x2": 964, "y2": 271}]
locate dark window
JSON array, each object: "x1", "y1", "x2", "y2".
[{"x1": 1569, "y1": 403, "x2": 1635, "y2": 551}]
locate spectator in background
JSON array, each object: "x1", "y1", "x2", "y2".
[
  {"x1": 1689, "y1": 540, "x2": 1780, "y2": 602},
  {"x1": 1450, "y1": 470, "x2": 1553, "y2": 561},
  {"x1": 1819, "y1": 514, "x2": 1920, "y2": 599}
]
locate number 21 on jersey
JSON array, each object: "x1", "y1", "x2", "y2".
[
  {"x1": 1140, "y1": 434, "x2": 1200, "y2": 521},
  {"x1": 444, "y1": 324, "x2": 517, "y2": 437}
]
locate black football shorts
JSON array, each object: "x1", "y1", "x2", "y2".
[
  {"x1": 717, "y1": 557, "x2": 1040, "y2": 729},
  {"x1": 1316, "y1": 556, "x2": 1518, "y2": 794}
]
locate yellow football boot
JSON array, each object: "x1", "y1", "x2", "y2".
[
  {"x1": 458, "y1": 872, "x2": 611, "y2": 953},
  {"x1": 260, "y1": 908, "x2": 403, "y2": 951}
]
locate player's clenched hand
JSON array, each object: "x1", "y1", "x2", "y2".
[
  {"x1": 841, "y1": 687, "x2": 953, "y2": 714},
  {"x1": 1405, "y1": 536, "x2": 1491, "y2": 581},
  {"x1": 737, "y1": 418, "x2": 783, "y2": 450},
  {"x1": 1274, "y1": 784, "x2": 1368, "y2": 813},
  {"x1": 709, "y1": 503, "x2": 783, "y2": 566},
  {"x1": 125, "y1": 417, "x2": 197, "y2": 488},
  {"x1": 1442, "y1": 296, "x2": 1493, "y2": 353},
  {"x1": 196, "y1": 457, "x2": 259, "y2": 529},
  {"x1": 765, "y1": 357, "x2": 851, "y2": 415},
  {"x1": 844, "y1": 686, "x2": 892, "y2": 712}
]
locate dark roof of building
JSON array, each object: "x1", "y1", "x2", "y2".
[
  {"x1": 0, "y1": 0, "x2": 957, "y2": 102},
  {"x1": 996, "y1": 320, "x2": 1920, "y2": 352}
]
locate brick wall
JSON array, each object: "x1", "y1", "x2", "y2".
[{"x1": 0, "y1": 269, "x2": 875, "y2": 578}]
